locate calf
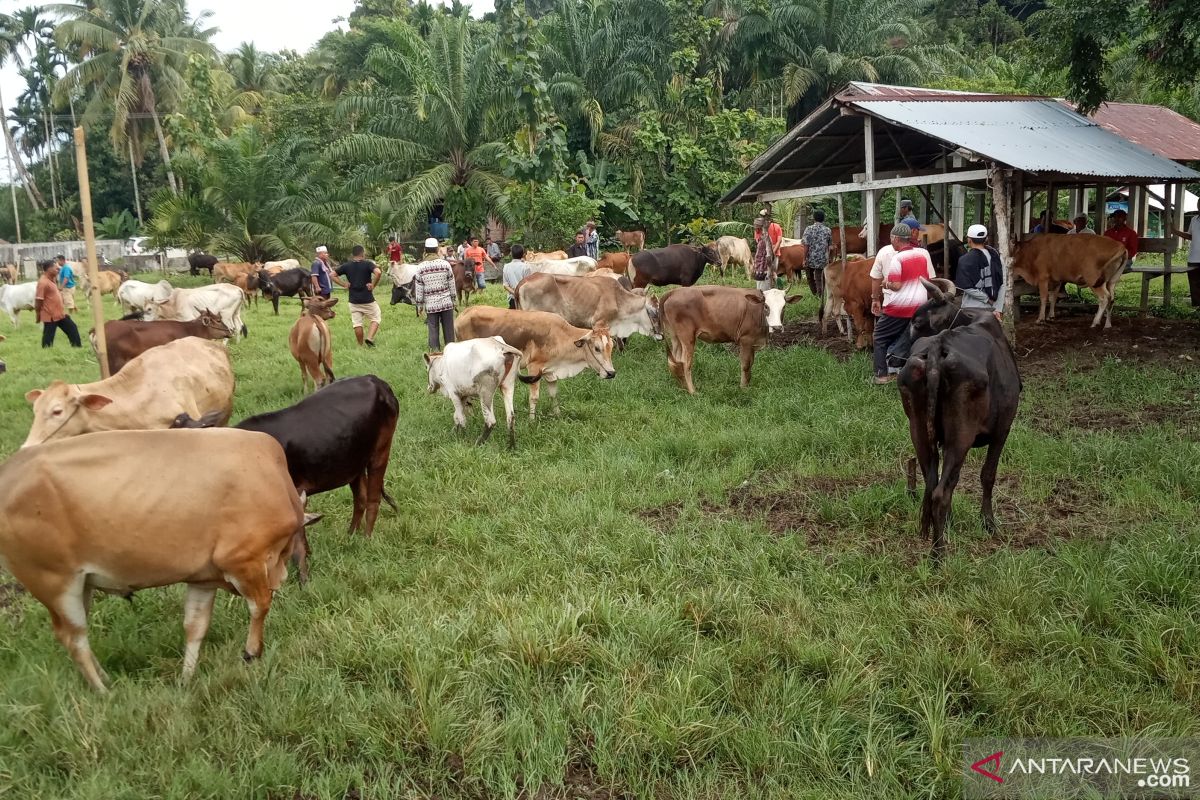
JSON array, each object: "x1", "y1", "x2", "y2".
[
  {"x1": 0, "y1": 265, "x2": 16, "y2": 284},
  {"x1": 456, "y1": 306, "x2": 615, "y2": 418},
  {"x1": 631, "y1": 244, "x2": 719, "y2": 289},
  {"x1": 451, "y1": 260, "x2": 474, "y2": 307},
  {"x1": 97, "y1": 311, "x2": 234, "y2": 375},
  {"x1": 596, "y1": 252, "x2": 632, "y2": 278},
  {"x1": 173, "y1": 375, "x2": 400, "y2": 581},
  {"x1": 289, "y1": 296, "x2": 337, "y2": 393},
  {"x1": 116, "y1": 279, "x2": 173, "y2": 316},
  {"x1": 187, "y1": 252, "x2": 217, "y2": 277},
  {"x1": 614, "y1": 230, "x2": 646, "y2": 252},
  {"x1": 824, "y1": 256, "x2": 875, "y2": 347},
  {"x1": 715, "y1": 236, "x2": 753, "y2": 280},
  {"x1": 660, "y1": 286, "x2": 800, "y2": 394},
  {"x1": 0, "y1": 428, "x2": 318, "y2": 691},
  {"x1": 776, "y1": 242, "x2": 809, "y2": 285},
  {"x1": 425, "y1": 336, "x2": 536, "y2": 448},
  {"x1": 899, "y1": 279, "x2": 1021, "y2": 562}
]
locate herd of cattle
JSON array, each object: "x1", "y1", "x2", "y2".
[{"x1": 0, "y1": 225, "x2": 1136, "y2": 691}]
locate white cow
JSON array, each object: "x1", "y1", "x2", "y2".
[
  {"x1": 262, "y1": 258, "x2": 300, "y2": 273},
  {"x1": 715, "y1": 236, "x2": 752, "y2": 279},
  {"x1": 424, "y1": 336, "x2": 532, "y2": 448},
  {"x1": 0, "y1": 282, "x2": 38, "y2": 326},
  {"x1": 116, "y1": 279, "x2": 173, "y2": 316},
  {"x1": 147, "y1": 284, "x2": 247, "y2": 339},
  {"x1": 527, "y1": 256, "x2": 597, "y2": 276}
]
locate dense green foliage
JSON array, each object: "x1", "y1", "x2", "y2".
[{"x1": 0, "y1": 0, "x2": 1197, "y2": 249}]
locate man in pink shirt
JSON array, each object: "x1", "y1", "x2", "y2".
[{"x1": 869, "y1": 223, "x2": 936, "y2": 384}]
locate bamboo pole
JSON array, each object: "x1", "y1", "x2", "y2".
[
  {"x1": 75, "y1": 128, "x2": 109, "y2": 379},
  {"x1": 989, "y1": 165, "x2": 1016, "y2": 343}
]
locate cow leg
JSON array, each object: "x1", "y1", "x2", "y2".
[
  {"x1": 931, "y1": 444, "x2": 969, "y2": 563},
  {"x1": 290, "y1": 527, "x2": 311, "y2": 585},
  {"x1": 1037, "y1": 280, "x2": 1050, "y2": 322},
  {"x1": 544, "y1": 377, "x2": 562, "y2": 416},
  {"x1": 739, "y1": 342, "x2": 756, "y2": 389},
  {"x1": 681, "y1": 338, "x2": 698, "y2": 394},
  {"x1": 527, "y1": 378, "x2": 540, "y2": 419},
  {"x1": 477, "y1": 385, "x2": 497, "y2": 445},
  {"x1": 180, "y1": 585, "x2": 218, "y2": 681},
  {"x1": 348, "y1": 474, "x2": 369, "y2": 534},
  {"x1": 502, "y1": 376, "x2": 517, "y2": 449},
  {"x1": 45, "y1": 576, "x2": 107, "y2": 692},
  {"x1": 905, "y1": 457, "x2": 918, "y2": 499},
  {"x1": 450, "y1": 394, "x2": 468, "y2": 433},
  {"x1": 979, "y1": 432, "x2": 1010, "y2": 535},
  {"x1": 239, "y1": 580, "x2": 275, "y2": 662}
]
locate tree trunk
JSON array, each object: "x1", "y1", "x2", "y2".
[
  {"x1": 43, "y1": 110, "x2": 58, "y2": 210},
  {"x1": 149, "y1": 104, "x2": 179, "y2": 196},
  {"x1": 129, "y1": 138, "x2": 143, "y2": 225},
  {"x1": 989, "y1": 164, "x2": 1016, "y2": 345},
  {"x1": 0, "y1": 83, "x2": 44, "y2": 211}
]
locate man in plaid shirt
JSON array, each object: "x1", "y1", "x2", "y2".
[{"x1": 414, "y1": 236, "x2": 457, "y2": 350}]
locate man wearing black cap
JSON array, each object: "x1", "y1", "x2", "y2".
[{"x1": 898, "y1": 200, "x2": 922, "y2": 234}]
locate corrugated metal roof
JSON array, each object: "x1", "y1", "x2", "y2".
[
  {"x1": 1080, "y1": 102, "x2": 1200, "y2": 162},
  {"x1": 840, "y1": 81, "x2": 976, "y2": 98},
  {"x1": 848, "y1": 98, "x2": 1199, "y2": 180}
]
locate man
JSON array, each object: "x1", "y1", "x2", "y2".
[
  {"x1": 1172, "y1": 213, "x2": 1200, "y2": 307},
  {"x1": 486, "y1": 236, "x2": 502, "y2": 269},
  {"x1": 502, "y1": 243, "x2": 531, "y2": 309},
  {"x1": 1068, "y1": 215, "x2": 1095, "y2": 235},
  {"x1": 414, "y1": 236, "x2": 456, "y2": 350},
  {"x1": 387, "y1": 236, "x2": 404, "y2": 267},
  {"x1": 567, "y1": 231, "x2": 589, "y2": 259},
  {"x1": 1104, "y1": 209, "x2": 1139, "y2": 268},
  {"x1": 35, "y1": 259, "x2": 81, "y2": 349},
  {"x1": 869, "y1": 223, "x2": 935, "y2": 385},
  {"x1": 55, "y1": 254, "x2": 77, "y2": 313},
  {"x1": 311, "y1": 245, "x2": 334, "y2": 298},
  {"x1": 801, "y1": 209, "x2": 832, "y2": 298},
  {"x1": 455, "y1": 238, "x2": 468, "y2": 263},
  {"x1": 584, "y1": 220, "x2": 599, "y2": 260},
  {"x1": 334, "y1": 245, "x2": 381, "y2": 347},
  {"x1": 752, "y1": 213, "x2": 783, "y2": 291},
  {"x1": 955, "y1": 224, "x2": 1006, "y2": 320},
  {"x1": 1033, "y1": 210, "x2": 1070, "y2": 234},
  {"x1": 898, "y1": 199, "x2": 923, "y2": 234},
  {"x1": 464, "y1": 236, "x2": 491, "y2": 290}
]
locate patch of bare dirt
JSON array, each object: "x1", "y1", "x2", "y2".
[
  {"x1": 768, "y1": 320, "x2": 859, "y2": 361},
  {"x1": 0, "y1": 580, "x2": 25, "y2": 610},
  {"x1": 1029, "y1": 395, "x2": 1200, "y2": 438},
  {"x1": 519, "y1": 736, "x2": 633, "y2": 800},
  {"x1": 1015, "y1": 315, "x2": 1200, "y2": 379}
]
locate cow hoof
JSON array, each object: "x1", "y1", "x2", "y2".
[{"x1": 242, "y1": 650, "x2": 259, "y2": 663}]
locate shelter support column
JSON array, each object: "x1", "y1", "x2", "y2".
[
  {"x1": 989, "y1": 165, "x2": 1016, "y2": 343},
  {"x1": 863, "y1": 116, "x2": 877, "y2": 253}
]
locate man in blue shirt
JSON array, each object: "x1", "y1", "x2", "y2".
[
  {"x1": 55, "y1": 255, "x2": 77, "y2": 313},
  {"x1": 310, "y1": 245, "x2": 334, "y2": 298},
  {"x1": 898, "y1": 199, "x2": 923, "y2": 236}
]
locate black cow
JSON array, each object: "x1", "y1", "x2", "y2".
[
  {"x1": 188, "y1": 252, "x2": 218, "y2": 277},
  {"x1": 631, "y1": 244, "x2": 720, "y2": 289},
  {"x1": 391, "y1": 278, "x2": 415, "y2": 306},
  {"x1": 926, "y1": 238, "x2": 967, "y2": 282},
  {"x1": 172, "y1": 375, "x2": 400, "y2": 583},
  {"x1": 268, "y1": 267, "x2": 314, "y2": 303},
  {"x1": 899, "y1": 278, "x2": 1021, "y2": 563},
  {"x1": 256, "y1": 269, "x2": 284, "y2": 315}
]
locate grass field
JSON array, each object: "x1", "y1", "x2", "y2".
[{"x1": 0, "y1": 269, "x2": 1197, "y2": 799}]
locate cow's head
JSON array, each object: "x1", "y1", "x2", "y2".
[
  {"x1": 197, "y1": 308, "x2": 235, "y2": 339},
  {"x1": 301, "y1": 296, "x2": 337, "y2": 319},
  {"x1": 576, "y1": 325, "x2": 616, "y2": 379},
  {"x1": 910, "y1": 277, "x2": 965, "y2": 339},
  {"x1": 630, "y1": 289, "x2": 663, "y2": 339},
  {"x1": 698, "y1": 244, "x2": 720, "y2": 266},
  {"x1": 391, "y1": 279, "x2": 415, "y2": 306},
  {"x1": 257, "y1": 270, "x2": 280, "y2": 298},
  {"x1": 762, "y1": 288, "x2": 802, "y2": 333},
  {"x1": 423, "y1": 351, "x2": 445, "y2": 394},
  {"x1": 22, "y1": 381, "x2": 113, "y2": 447}
]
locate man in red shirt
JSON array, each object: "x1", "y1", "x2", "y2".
[
  {"x1": 464, "y1": 236, "x2": 493, "y2": 290},
  {"x1": 387, "y1": 236, "x2": 404, "y2": 267},
  {"x1": 1104, "y1": 209, "x2": 1139, "y2": 269},
  {"x1": 35, "y1": 259, "x2": 81, "y2": 348}
]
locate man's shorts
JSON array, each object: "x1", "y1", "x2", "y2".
[
  {"x1": 350, "y1": 301, "x2": 381, "y2": 327},
  {"x1": 61, "y1": 287, "x2": 76, "y2": 310}
]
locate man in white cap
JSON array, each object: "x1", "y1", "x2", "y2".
[
  {"x1": 954, "y1": 224, "x2": 1006, "y2": 320},
  {"x1": 311, "y1": 245, "x2": 334, "y2": 298},
  {"x1": 414, "y1": 236, "x2": 456, "y2": 350}
]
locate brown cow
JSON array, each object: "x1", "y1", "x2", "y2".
[
  {"x1": 660, "y1": 286, "x2": 800, "y2": 394},
  {"x1": 289, "y1": 297, "x2": 337, "y2": 393},
  {"x1": 448, "y1": 260, "x2": 475, "y2": 307},
  {"x1": 1011, "y1": 234, "x2": 1127, "y2": 327},
  {"x1": 214, "y1": 262, "x2": 257, "y2": 283},
  {"x1": 614, "y1": 230, "x2": 646, "y2": 252},
  {"x1": 88, "y1": 269, "x2": 126, "y2": 298},
  {"x1": 596, "y1": 251, "x2": 632, "y2": 278},
  {"x1": 456, "y1": 306, "x2": 616, "y2": 418},
  {"x1": 777, "y1": 242, "x2": 809, "y2": 285},
  {"x1": 824, "y1": 256, "x2": 876, "y2": 348},
  {"x1": 97, "y1": 311, "x2": 234, "y2": 375},
  {"x1": 0, "y1": 265, "x2": 16, "y2": 284}
]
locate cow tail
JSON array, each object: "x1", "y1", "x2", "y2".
[
  {"x1": 501, "y1": 350, "x2": 520, "y2": 384},
  {"x1": 925, "y1": 344, "x2": 942, "y2": 447},
  {"x1": 381, "y1": 490, "x2": 399, "y2": 512},
  {"x1": 519, "y1": 372, "x2": 542, "y2": 384}
]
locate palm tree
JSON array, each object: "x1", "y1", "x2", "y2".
[
  {"x1": 0, "y1": 14, "x2": 45, "y2": 210},
  {"x1": 328, "y1": 16, "x2": 514, "y2": 233},
  {"x1": 53, "y1": 0, "x2": 217, "y2": 196},
  {"x1": 225, "y1": 42, "x2": 278, "y2": 114}
]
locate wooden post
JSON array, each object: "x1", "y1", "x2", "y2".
[
  {"x1": 1162, "y1": 184, "x2": 1176, "y2": 308},
  {"x1": 864, "y1": 117, "x2": 877, "y2": 254},
  {"x1": 989, "y1": 165, "x2": 1016, "y2": 343},
  {"x1": 836, "y1": 192, "x2": 849, "y2": 342},
  {"x1": 75, "y1": 128, "x2": 109, "y2": 379}
]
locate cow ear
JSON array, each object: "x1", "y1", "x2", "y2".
[
  {"x1": 423, "y1": 352, "x2": 433, "y2": 365},
  {"x1": 24, "y1": 389, "x2": 42, "y2": 404},
  {"x1": 575, "y1": 336, "x2": 587, "y2": 348},
  {"x1": 746, "y1": 293, "x2": 765, "y2": 305},
  {"x1": 326, "y1": 298, "x2": 338, "y2": 307},
  {"x1": 786, "y1": 294, "x2": 803, "y2": 304},
  {"x1": 303, "y1": 512, "x2": 323, "y2": 527},
  {"x1": 78, "y1": 394, "x2": 113, "y2": 410}
]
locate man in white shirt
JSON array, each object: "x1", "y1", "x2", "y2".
[
  {"x1": 1173, "y1": 213, "x2": 1200, "y2": 307},
  {"x1": 1067, "y1": 215, "x2": 1095, "y2": 235},
  {"x1": 502, "y1": 243, "x2": 531, "y2": 309}
]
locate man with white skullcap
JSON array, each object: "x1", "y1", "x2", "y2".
[{"x1": 311, "y1": 245, "x2": 334, "y2": 298}]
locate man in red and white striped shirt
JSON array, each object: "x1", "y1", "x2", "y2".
[{"x1": 869, "y1": 223, "x2": 936, "y2": 384}]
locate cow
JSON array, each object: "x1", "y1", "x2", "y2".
[
  {"x1": 715, "y1": 236, "x2": 753, "y2": 280},
  {"x1": 0, "y1": 282, "x2": 37, "y2": 326},
  {"x1": 85, "y1": 269, "x2": 125, "y2": 298},
  {"x1": 388, "y1": 262, "x2": 420, "y2": 306},
  {"x1": 0, "y1": 265, "x2": 16, "y2": 284},
  {"x1": 776, "y1": 242, "x2": 809, "y2": 285},
  {"x1": 456, "y1": 306, "x2": 616, "y2": 418},
  {"x1": 0, "y1": 333, "x2": 6, "y2": 373},
  {"x1": 252, "y1": 269, "x2": 283, "y2": 313},
  {"x1": 172, "y1": 376, "x2": 400, "y2": 582},
  {"x1": 425, "y1": 336, "x2": 536, "y2": 448},
  {"x1": 96, "y1": 311, "x2": 234, "y2": 375},
  {"x1": 147, "y1": 283, "x2": 247, "y2": 339},
  {"x1": 596, "y1": 252, "x2": 632, "y2": 278},
  {"x1": 823, "y1": 256, "x2": 876, "y2": 347},
  {"x1": 290, "y1": 296, "x2": 337, "y2": 394},
  {"x1": 116, "y1": 279, "x2": 173, "y2": 316},
  {"x1": 660, "y1": 286, "x2": 800, "y2": 394},
  {"x1": 266, "y1": 267, "x2": 315, "y2": 303},
  {"x1": 0, "y1": 427, "x2": 319, "y2": 691},
  {"x1": 583, "y1": 268, "x2": 633, "y2": 290},
  {"x1": 526, "y1": 257, "x2": 597, "y2": 277},
  {"x1": 900, "y1": 279, "x2": 1021, "y2": 562},
  {"x1": 614, "y1": 230, "x2": 646, "y2": 252},
  {"x1": 631, "y1": 244, "x2": 719, "y2": 289},
  {"x1": 515, "y1": 272, "x2": 661, "y2": 343},
  {"x1": 1010, "y1": 234, "x2": 1127, "y2": 328},
  {"x1": 22, "y1": 337, "x2": 234, "y2": 447},
  {"x1": 187, "y1": 252, "x2": 218, "y2": 277},
  {"x1": 527, "y1": 250, "x2": 568, "y2": 262},
  {"x1": 263, "y1": 258, "x2": 301, "y2": 273},
  {"x1": 213, "y1": 262, "x2": 257, "y2": 283},
  {"x1": 450, "y1": 260, "x2": 475, "y2": 307}
]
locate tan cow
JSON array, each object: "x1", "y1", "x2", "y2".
[
  {"x1": 23, "y1": 337, "x2": 234, "y2": 447},
  {"x1": 516, "y1": 272, "x2": 661, "y2": 341},
  {"x1": 596, "y1": 252, "x2": 632, "y2": 278},
  {"x1": 0, "y1": 265, "x2": 16, "y2": 284},
  {"x1": 660, "y1": 286, "x2": 800, "y2": 394},
  {"x1": 1011, "y1": 234, "x2": 1127, "y2": 327},
  {"x1": 289, "y1": 297, "x2": 337, "y2": 393},
  {"x1": 89, "y1": 269, "x2": 125, "y2": 298},
  {"x1": 527, "y1": 250, "x2": 569, "y2": 262},
  {"x1": 715, "y1": 236, "x2": 753, "y2": 280},
  {"x1": 214, "y1": 262, "x2": 257, "y2": 283},
  {"x1": 0, "y1": 428, "x2": 319, "y2": 691},
  {"x1": 456, "y1": 306, "x2": 616, "y2": 418},
  {"x1": 823, "y1": 256, "x2": 875, "y2": 347},
  {"x1": 614, "y1": 230, "x2": 646, "y2": 252}
]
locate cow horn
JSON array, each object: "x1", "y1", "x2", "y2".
[{"x1": 920, "y1": 277, "x2": 948, "y2": 301}]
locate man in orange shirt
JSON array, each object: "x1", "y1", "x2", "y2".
[
  {"x1": 752, "y1": 211, "x2": 783, "y2": 290},
  {"x1": 1104, "y1": 209, "x2": 1139, "y2": 269},
  {"x1": 35, "y1": 259, "x2": 81, "y2": 348},
  {"x1": 464, "y1": 236, "x2": 493, "y2": 290}
]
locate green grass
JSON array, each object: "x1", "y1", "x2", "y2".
[{"x1": 0, "y1": 272, "x2": 1197, "y2": 799}]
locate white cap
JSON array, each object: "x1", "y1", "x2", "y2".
[
  {"x1": 967, "y1": 224, "x2": 988, "y2": 240},
  {"x1": 315, "y1": 245, "x2": 328, "y2": 253},
  {"x1": 424, "y1": 237, "x2": 439, "y2": 249}
]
